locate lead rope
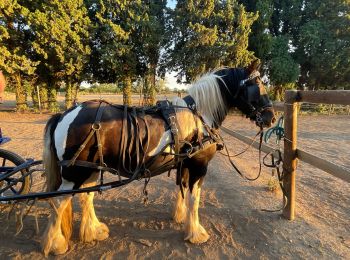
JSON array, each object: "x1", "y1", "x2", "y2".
[
  {"x1": 219, "y1": 127, "x2": 264, "y2": 181},
  {"x1": 260, "y1": 150, "x2": 288, "y2": 212},
  {"x1": 260, "y1": 116, "x2": 289, "y2": 212},
  {"x1": 219, "y1": 130, "x2": 262, "y2": 158}
]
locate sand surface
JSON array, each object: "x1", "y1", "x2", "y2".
[{"x1": 0, "y1": 103, "x2": 349, "y2": 259}]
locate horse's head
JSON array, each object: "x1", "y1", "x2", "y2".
[
  {"x1": 233, "y1": 60, "x2": 276, "y2": 128},
  {"x1": 189, "y1": 61, "x2": 276, "y2": 128}
]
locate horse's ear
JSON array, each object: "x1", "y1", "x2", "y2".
[{"x1": 246, "y1": 59, "x2": 261, "y2": 74}]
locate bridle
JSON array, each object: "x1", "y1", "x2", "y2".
[
  {"x1": 250, "y1": 103, "x2": 274, "y2": 127},
  {"x1": 237, "y1": 71, "x2": 273, "y2": 127}
]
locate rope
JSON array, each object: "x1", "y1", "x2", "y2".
[
  {"x1": 264, "y1": 116, "x2": 285, "y2": 144},
  {"x1": 219, "y1": 128, "x2": 264, "y2": 181}
]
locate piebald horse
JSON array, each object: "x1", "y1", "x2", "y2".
[{"x1": 41, "y1": 62, "x2": 275, "y2": 256}]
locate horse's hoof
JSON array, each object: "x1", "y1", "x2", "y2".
[
  {"x1": 184, "y1": 225, "x2": 210, "y2": 244},
  {"x1": 95, "y1": 222, "x2": 109, "y2": 241},
  {"x1": 43, "y1": 233, "x2": 68, "y2": 256}
]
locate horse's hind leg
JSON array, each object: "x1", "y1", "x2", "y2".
[
  {"x1": 173, "y1": 168, "x2": 189, "y2": 223},
  {"x1": 184, "y1": 171, "x2": 209, "y2": 244},
  {"x1": 79, "y1": 180, "x2": 109, "y2": 242},
  {"x1": 41, "y1": 195, "x2": 73, "y2": 256}
]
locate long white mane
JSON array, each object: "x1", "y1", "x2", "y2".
[{"x1": 187, "y1": 72, "x2": 228, "y2": 126}]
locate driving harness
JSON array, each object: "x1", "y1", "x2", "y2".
[{"x1": 58, "y1": 98, "x2": 222, "y2": 194}]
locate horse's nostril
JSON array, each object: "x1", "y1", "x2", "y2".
[{"x1": 272, "y1": 117, "x2": 276, "y2": 124}]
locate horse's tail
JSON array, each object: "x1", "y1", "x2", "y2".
[
  {"x1": 43, "y1": 113, "x2": 62, "y2": 192},
  {"x1": 43, "y1": 113, "x2": 73, "y2": 242}
]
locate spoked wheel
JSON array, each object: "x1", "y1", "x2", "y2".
[{"x1": 0, "y1": 148, "x2": 31, "y2": 196}]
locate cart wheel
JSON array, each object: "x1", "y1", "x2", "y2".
[{"x1": 0, "y1": 148, "x2": 31, "y2": 196}]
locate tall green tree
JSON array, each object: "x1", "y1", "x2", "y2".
[
  {"x1": 29, "y1": 0, "x2": 91, "y2": 110},
  {"x1": 138, "y1": 0, "x2": 167, "y2": 105},
  {"x1": 268, "y1": 35, "x2": 299, "y2": 100},
  {"x1": 269, "y1": 0, "x2": 350, "y2": 90},
  {"x1": 169, "y1": 0, "x2": 257, "y2": 83},
  {"x1": 0, "y1": 0, "x2": 38, "y2": 111},
  {"x1": 296, "y1": 0, "x2": 350, "y2": 89},
  {"x1": 244, "y1": 0, "x2": 274, "y2": 62},
  {"x1": 86, "y1": 0, "x2": 146, "y2": 105}
]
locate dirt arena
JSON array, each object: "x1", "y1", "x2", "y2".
[{"x1": 0, "y1": 96, "x2": 349, "y2": 259}]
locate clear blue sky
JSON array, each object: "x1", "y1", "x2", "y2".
[{"x1": 167, "y1": 0, "x2": 176, "y2": 9}]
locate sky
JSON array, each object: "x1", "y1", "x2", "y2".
[{"x1": 167, "y1": 0, "x2": 177, "y2": 9}]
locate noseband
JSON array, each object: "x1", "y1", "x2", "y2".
[{"x1": 250, "y1": 104, "x2": 273, "y2": 126}]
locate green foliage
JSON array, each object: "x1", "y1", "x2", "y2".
[
  {"x1": 87, "y1": 0, "x2": 144, "y2": 81},
  {"x1": 169, "y1": 0, "x2": 258, "y2": 82},
  {"x1": 247, "y1": 0, "x2": 274, "y2": 61},
  {"x1": 29, "y1": 0, "x2": 91, "y2": 82},
  {"x1": 138, "y1": 1, "x2": 167, "y2": 105},
  {"x1": 270, "y1": 0, "x2": 350, "y2": 90},
  {"x1": 83, "y1": 83, "x2": 122, "y2": 94},
  {"x1": 1, "y1": 0, "x2": 349, "y2": 110},
  {"x1": 269, "y1": 36, "x2": 299, "y2": 86},
  {"x1": 0, "y1": 0, "x2": 38, "y2": 75}
]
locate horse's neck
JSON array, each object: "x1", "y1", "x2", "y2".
[{"x1": 200, "y1": 112, "x2": 226, "y2": 129}]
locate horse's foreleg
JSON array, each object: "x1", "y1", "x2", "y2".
[
  {"x1": 184, "y1": 177, "x2": 209, "y2": 244},
  {"x1": 79, "y1": 182, "x2": 109, "y2": 242},
  {"x1": 41, "y1": 196, "x2": 72, "y2": 256},
  {"x1": 173, "y1": 168, "x2": 189, "y2": 223}
]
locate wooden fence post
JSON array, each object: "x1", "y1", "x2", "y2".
[{"x1": 283, "y1": 90, "x2": 298, "y2": 220}]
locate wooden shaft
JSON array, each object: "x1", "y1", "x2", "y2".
[{"x1": 283, "y1": 90, "x2": 298, "y2": 220}]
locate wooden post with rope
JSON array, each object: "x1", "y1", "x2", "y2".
[{"x1": 283, "y1": 90, "x2": 298, "y2": 220}]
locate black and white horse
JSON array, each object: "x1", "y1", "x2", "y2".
[{"x1": 41, "y1": 61, "x2": 275, "y2": 256}]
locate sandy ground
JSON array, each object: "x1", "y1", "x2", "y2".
[{"x1": 0, "y1": 99, "x2": 349, "y2": 259}]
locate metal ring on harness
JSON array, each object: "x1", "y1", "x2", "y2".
[{"x1": 92, "y1": 123, "x2": 101, "y2": 130}]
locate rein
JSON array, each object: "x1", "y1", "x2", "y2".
[
  {"x1": 220, "y1": 126, "x2": 289, "y2": 212},
  {"x1": 219, "y1": 127, "x2": 264, "y2": 181}
]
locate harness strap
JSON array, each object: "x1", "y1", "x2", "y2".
[
  {"x1": 67, "y1": 102, "x2": 107, "y2": 167},
  {"x1": 119, "y1": 105, "x2": 128, "y2": 173}
]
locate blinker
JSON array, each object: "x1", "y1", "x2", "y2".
[{"x1": 246, "y1": 84, "x2": 260, "y2": 103}]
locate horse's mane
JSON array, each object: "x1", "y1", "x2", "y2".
[{"x1": 187, "y1": 71, "x2": 228, "y2": 126}]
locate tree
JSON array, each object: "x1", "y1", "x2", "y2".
[
  {"x1": 269, "y1": 36, "x2": 299, "y2": 100},
  {"x1": 137, "y1": 0, "x2": 168, "y2": 105},
  {"x1": 269, "y1": 0, "x2": 350, "y2": 90},
  {"x1": 29, "y1": 0, "x2": 91, "y2": 110},
  {"x1": 296, "y1": 0, "x2": 350, "y2": 89},
  {"x1": 243, "y1": 0, "x2": 274, "y2": 62},
  {"x1": 169, "y1": 0, "x2": 257, "y2": 83},
  {"x1": 0, "y1": 0, "x2": 38, "y2": 111},
  {"x1": 86, "y1": 0, "x2": 146, "y2": 105}
]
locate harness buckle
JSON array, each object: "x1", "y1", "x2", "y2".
[{"x1": 169, "y1": 115, "x2": 178, "y2": 134}]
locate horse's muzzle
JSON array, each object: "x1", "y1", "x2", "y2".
[{"x1": 255, "y1": 107, "x2": 276, "y2": 128}]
